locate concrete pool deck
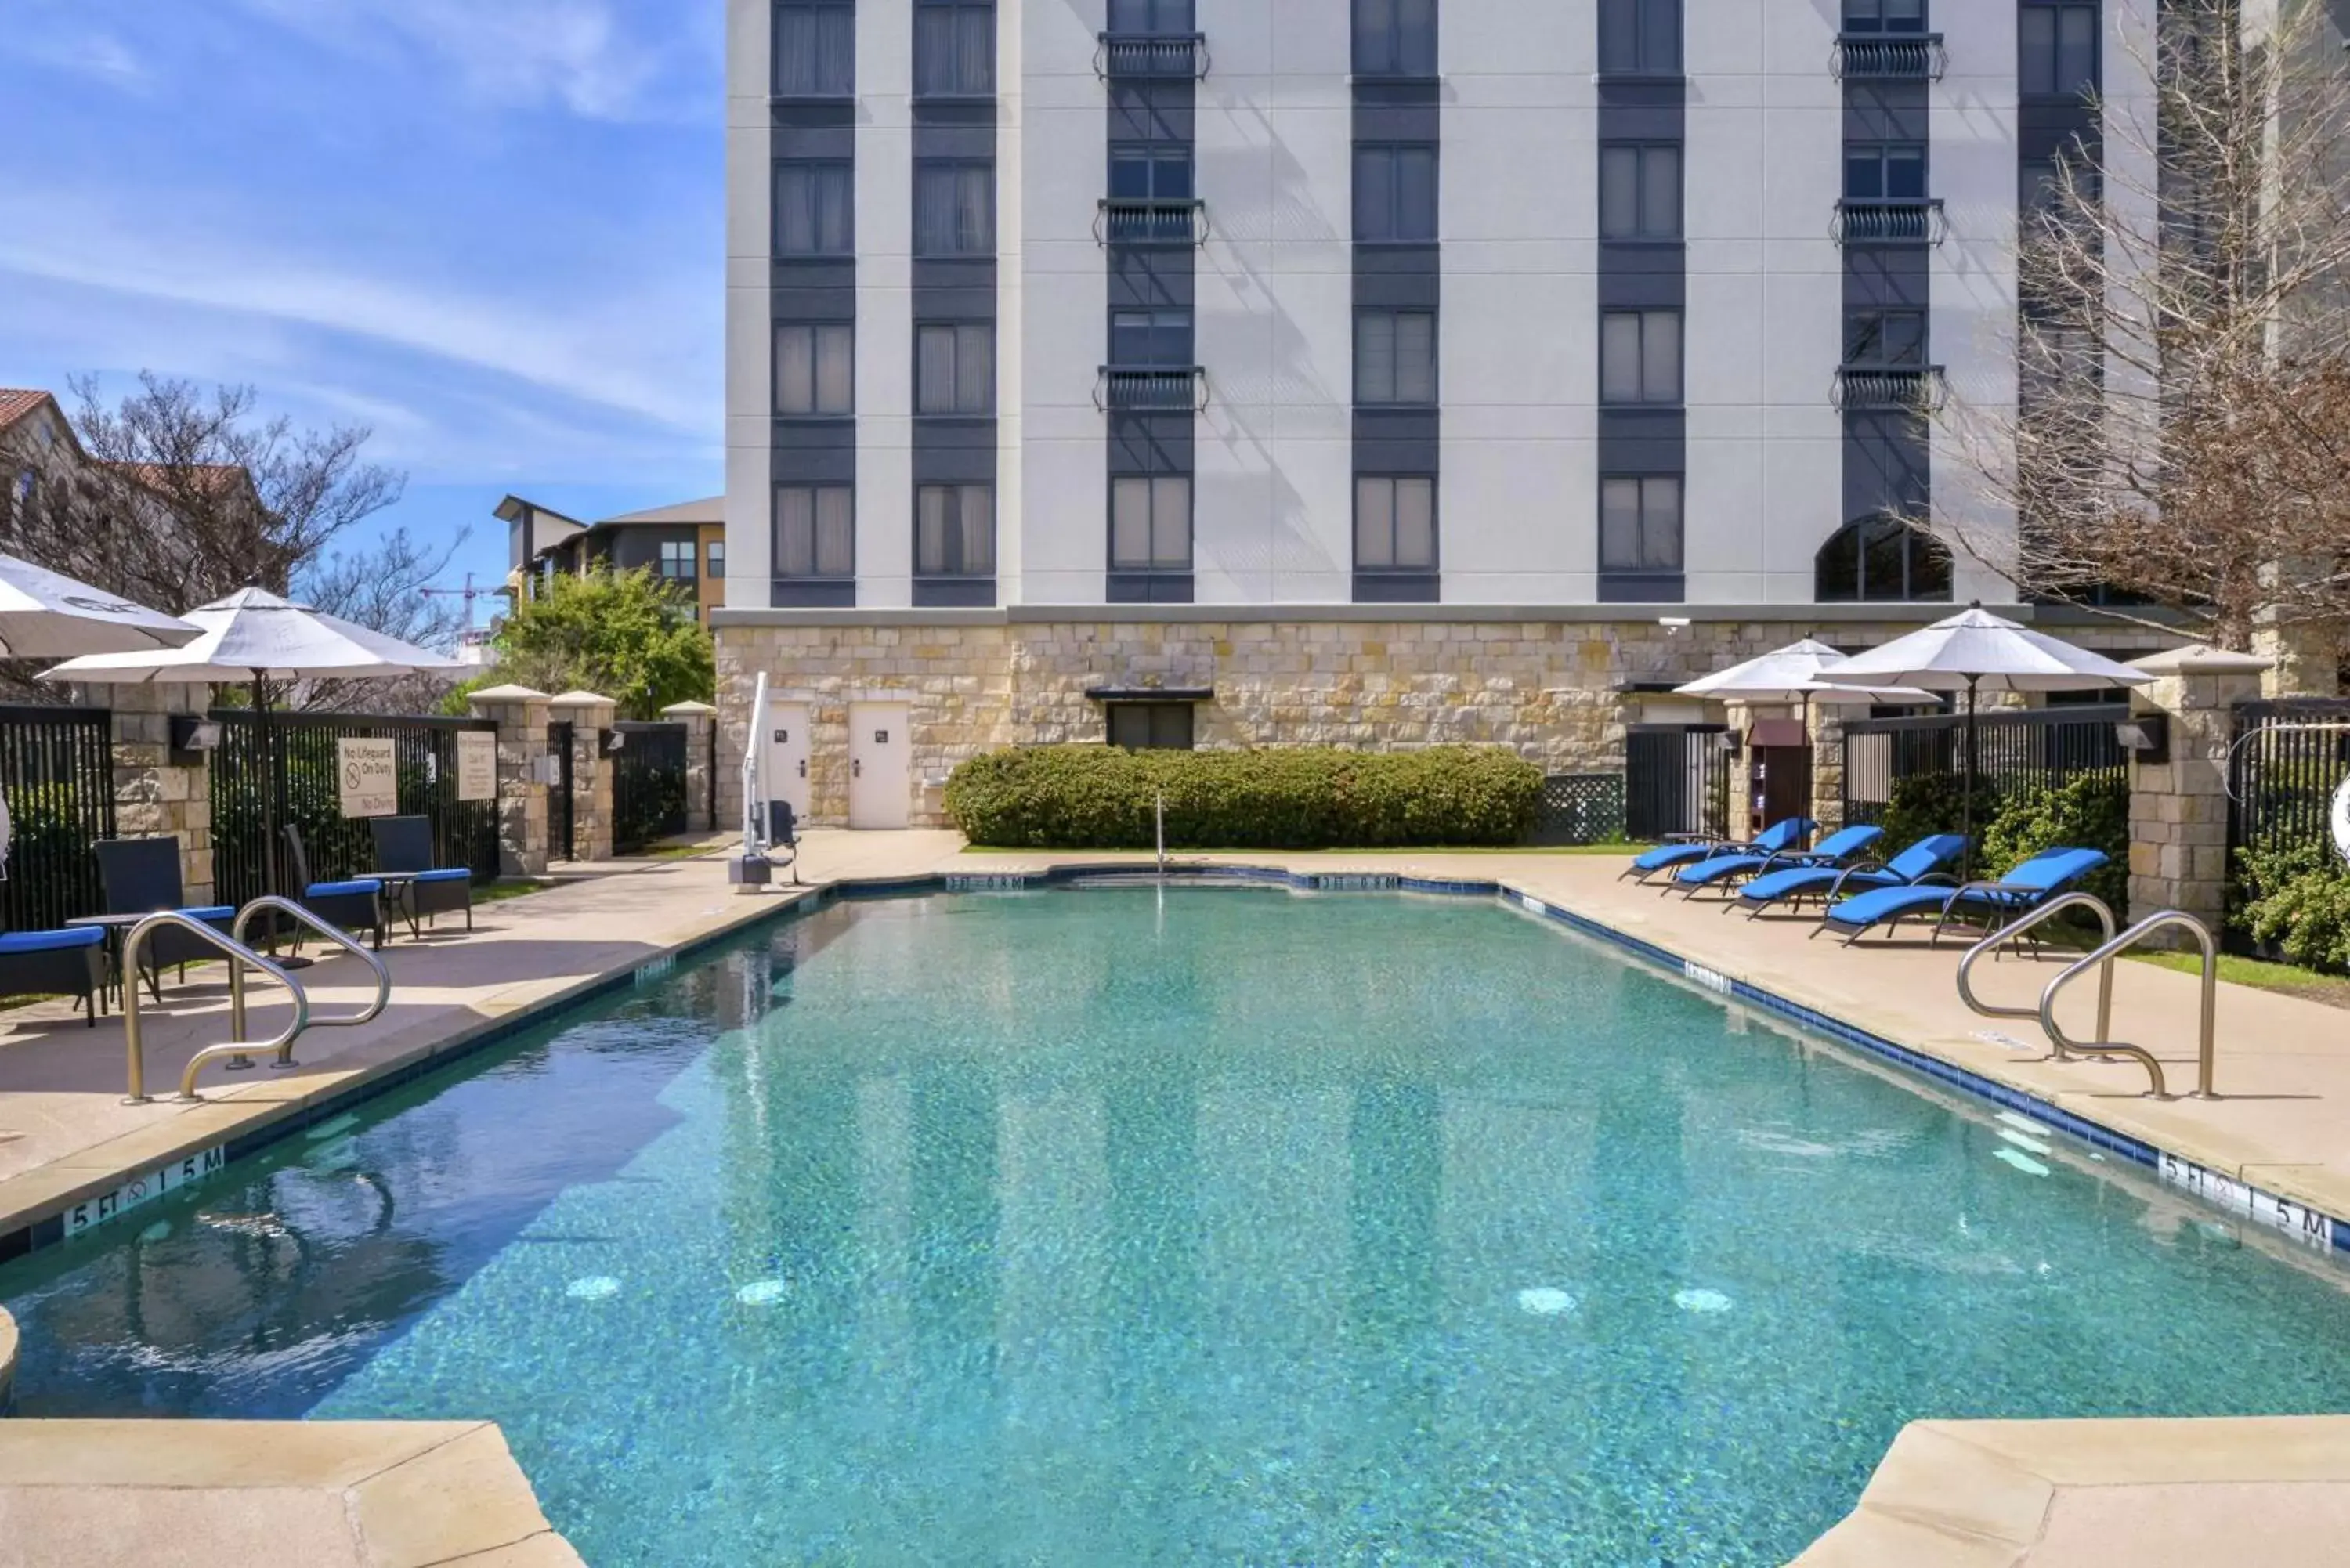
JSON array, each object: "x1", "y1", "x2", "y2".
[{"x1": 5, "y1": 832, "x2": 2350, "y2": 1566}]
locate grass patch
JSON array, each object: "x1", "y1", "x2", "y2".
[
  {"x1": 954, "y1": 843, "x2": 1653, "y2": 858},
  {"x1": 626, "y1": 841, "x2": 721, "y2": 862},
  {"x1": 2126, "y1": 948, "x2": 2350, "y2": 1010},
  {"x1": 476, "y1": 878, "x2": 559, "y2": 906}
]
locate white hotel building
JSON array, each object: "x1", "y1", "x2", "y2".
[{"x1": 714, "y1": 0, "x2": 2160, "y2": 829}]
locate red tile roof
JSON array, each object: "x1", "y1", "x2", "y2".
[
  {"x1": 107, "y1": 461, "x2": 254, "y2": 497},
  {"x1": 0, "y1": 388, "x2": 55, "y2": 434}
]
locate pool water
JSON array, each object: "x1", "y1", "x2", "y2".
[{"x1": 9, "y1": 888, "x2": 2350, "y2": 1565}]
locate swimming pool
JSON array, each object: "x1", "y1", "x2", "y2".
[{"x1": 7, "y1": 887, "x2": 2350, "y2": 1564}]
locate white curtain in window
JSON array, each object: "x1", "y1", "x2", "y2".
[
  {"x1": 1355, "y1": 478, "x2": 1395, "y2": 569},
  {"x1": 1641, "y1": 146, "x2": 1679, "y2": 237},
  {"x1": 1357, "y1": 313, "x2": 1396, "y2": 403},
  {"x1": 1112, "y1": 478, "x2": 1152, "y2": 567},
  {"x1": 1641, "y1": 311, "x2": 1680, "y2": 403},
  {"x1": 776, "y1": 4, "x2": 853, "y2": 96},
  {"x1": 1394, "y1": 478, "x2": 1435, "y2": 567},
  {"x1": 775, "y1": 487, "x2": 815, "y2": 576},
  {"x1": 916, "y1": 326, "x2": 956, "y2": 414},
  {"x1": 1601, "y1": 314, "x2": 1643, "y2": 403},
  {"x1": 1149, "y1": 476, "x2": 1191, "y2": 567},
  {"x1": 1394, "y1": 313, "x2": 1435, "y2": 403},
  {"x1": 815, "y1": 325, "x2": 853, "y2": 412},
  {"x1": 956, "y1": 324, "x2": 993, "y2": 412},
  {"x1": 958, "y1": 485, "x2": 994, "y2": 574},
  {"x1": 815, "y1": 486, "x2": 855, "y2": 576}
]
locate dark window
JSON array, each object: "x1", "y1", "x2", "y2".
[
  {"x1": 1599, "y1": 0, "x2": 1681, "y2": 74},
  {"x1": 1815, "y1": 515, "x2": 1953, "y2": 602},
  {"x1": 8, "y1": 469, "x2": 35, "y2": 529},
  {"x1": 773, "y1": 484, "x2": 855, "y2": 579},
  {"x1": 1355, "y1": 309, "x2": 1437, "y2": 405},
  {"x1": 1354, "y1": 144, "x2": 1438, "y2": 243},
  {"x1": 1108, "y1": 703, "x2": 1195, "y2": 750},
  {"x1": 1600, "y1": 144, "x2": 1680, "y2": 240},
  {"x1": 1845, "y1": 143, "x2": 1927, "y2": 201},
  {"x1": 1600, "y1": 475, "x2": 1683, "y2": 572},
  {"x1": 1354, "y1": 0, "x2": 1437, "y2": 77},
  {"x1": 916, "y1": 484, "x2": 995, "y2": 576},
  {"x1": 659, "y1": 540, "x2": 696, "y2": 581},
  {"x1": 915, "y1": 1, "x2": 994, "y2": 96},
  {"x1": 1355, "y1": 477, "x2": 1438, "y2": 571},
  {"x1": 1111, "y1": 309, "x2": 1192, "y2": 365},
  {"x1": 916, "y1": 323, "x2": 994, "y2": 414},
  {"x1": 774, "y1": 0, "x2": 855, "y2": 96},
  {"x1": 915, "y1": 161, "x2": 996, "y2": 255},
  {"x1": 1110, "y1": 143, "x2": 1193, "y2": 201},
  {"x1": 1600, "y1": 309, "x2": 1682, "y2": 404},
  {"x1": 1107, "y1": 0, "x2": 1195, "y2": 31},
  {"x1": 2020, "y1": 2, "x2": 2099, "y2": 99},
  {"x1": 1111, "y1": 475, "x2": 1191, "y2": 569},
  {"x1": 1842, "y1": 0, "x2": 1925, "y2": 31},
  {"x1": 2019, "y1": 322, "x2": 2099, "y2": 403},
  {"x1": 776, "y1": 161, "x2": 854, "y2": 255},
  {"x1": 707, "y1": 540, "x2": 727, "y2": 579},
  {"x1": 1845, "y1": 308, "x2": 1927, "y2": 366},
  {"x1": 775, "y1": 322, "x2": 855, "y2": 415}
]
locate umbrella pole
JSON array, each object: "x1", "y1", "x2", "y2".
[
  {"x1": 1962, "y1": 676, "x2": 1980, "y2": 882},
  {"x1": 253, "y1": 669, "x2": 313, "y2": 970}
]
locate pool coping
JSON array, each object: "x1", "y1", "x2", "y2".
[{"x1": 2, "y1": 858, "x2": 2344, "y2": 1274}]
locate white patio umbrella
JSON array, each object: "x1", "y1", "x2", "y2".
[
  {"x1": 1814, "y1": 605, "x2": 2153, "y2": 873},
  {"x1": 42, "y1": 588, "x2": 465, "y2": 903},
  {"x1": 0, "y1": 553, "x2": 199, "y2": 658},
  {"x1": 1676, "y1": 639, "x2": 1935, "y2": 842}
]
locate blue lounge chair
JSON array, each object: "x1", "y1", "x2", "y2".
[
  {"x1": 1734, "y1": 833, "x2": 1968, "y2": 919},
  {"x1": 1817, "y1": 847, "x2": 2110, "y2": 947},
  {"x1": 1622, "y1": 817, "x2": 1816, "y2": 886},
  {"x1": 1669, "y1": 823, "x2": 1885, "y2": 899},
  {"x1": 0, "y1": 927, "x2": 105, "y2": 1026}
]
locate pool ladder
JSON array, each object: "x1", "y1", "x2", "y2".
[
  {"x1": 121, "y1": 897, "x2": 392, "y2": 1106},
  {"x1": 1953, "y1": 892, "x2": 2221, "y2": 1100}
]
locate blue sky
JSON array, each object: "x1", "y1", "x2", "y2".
[{"x1": 0, "y1": 0, "x2": 725, "y2": 632}]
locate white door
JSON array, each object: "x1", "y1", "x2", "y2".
[
  {"x1": 848, "y1": 703, "x2": 912, "y2": 830},
  {"x1": 763, "y1": 703, "x2": 812, "y2": 824}
]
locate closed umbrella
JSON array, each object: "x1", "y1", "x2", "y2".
[
  {"x1": 0, "y1": 553, "x2": 198, "y2": 657},
  {"x1": 43, "y1": 588, "x2": 464, "y2": 906},
  {"x1": 1677, "y1": 639, "x2": 1936, "y2": 838},
  {"x1": 1815, "y1": 605, "x2": 2152, "y2": 875}
]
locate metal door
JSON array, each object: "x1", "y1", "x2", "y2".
[
  {"x1": 765, "y1": 702, "x2": 812, "y2": 822},
  {"x1": 848, "y1": 703, "x2": 912, "y2": 830},
  {"x1": 549, "y1": 720, "x2": 575, "y2": 861}
]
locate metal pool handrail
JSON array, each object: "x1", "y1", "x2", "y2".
[
  {"x1": 120, "y1": 913, "x2": 305, "y2": 1107},
  {"x1": 2040, "y1": 909, "x2": 2222, "y2": 1101},
  {"x1": 1955, "y1": 891, "x2": 2117, "y2": 1062},
  {"x1": 230, "y1": 897, "x2": 391, "y2": 1042}
]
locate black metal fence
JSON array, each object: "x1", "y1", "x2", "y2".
[
  {"x1": 548, "y1": 720, "x2": 576, "y2": 862},
  {"x1": 1625, "y1": 727, "x2": 1732, "y2": 842},
  {"x1": 612, "y1": 721, "x2": 689, "y2": 854},
  {"x1": 210, "y1": 710, "x2": 501, "y2": 909},
  {"x1": 2229, "y1": 698, "x2": 2350, "y2": 858},
  {"x1": 1840, "y1": 704, "x2": 2130, "y2": 824},
  {"x1": 1530, "y1": 774, "x2": 1628, "y2": 846},
  {"x1": 0, "y1": 704, "x2": 116, "y2": 932}
]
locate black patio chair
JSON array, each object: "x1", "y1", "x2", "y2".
[
  {"x1": 369, "y1": 815, "x2": 474, "y2": 934},
  {"x1": 767, "y1": 799, "x2": 801, "y2": 885},
  {"x1": 283, "y1": 825, "x2": 385, "y2": 952},
  {"x1": 0, "y1": 927, "x2": 104, "y2": 1026},
  {"x1": 92, "y1": 836, "x2": 237, "y2": 1004}
]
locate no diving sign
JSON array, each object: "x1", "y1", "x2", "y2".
[{"x1": 2333, "y1": 775, "x2": 2350, "y2": 865}]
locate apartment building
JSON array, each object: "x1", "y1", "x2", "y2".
[
  {"x1": 716, "y1": 0, "x2": 2158, "y2": 829},
  {"x1": 499, "y1": 495, "x2": 729, "y2": 626}
]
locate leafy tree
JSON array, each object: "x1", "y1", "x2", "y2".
[{"x1": 479, "y1": 565, "x2": 714, "y2": 720}]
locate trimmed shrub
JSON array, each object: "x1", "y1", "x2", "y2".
[
  {"x1": 2235, "y1": 839, "x2": 2350, "y2": 974},
  {"x1": 1875, "y1": 771, "x2": 1976, "y2": 860},
  {"x1": 1979, "y1": 771, "x2": 2130, "y2": 915},
  {"x1": 943, "y1": 745, "x2": 1543, "y2": 850}
]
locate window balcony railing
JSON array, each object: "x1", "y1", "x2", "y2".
[
  {"x1": 1094, "y1": 32, "x2": 1210, "y2": 79},
  {"x1": 1095, "y1": 366, "x2": 1209, "y2": 412},
  {"x1": 1833, "y1": 364, "x2": 1948, "y2": 414},
  {"x1": 1831, "y1": 33, "x2": 1947, "y2": 81},
  {"x1": 1094, "y1": 198, "x2": 1210, "y2": 247},
  {"x1": 1832, "y1": 197, "x2": 1948, "y2": 247}
]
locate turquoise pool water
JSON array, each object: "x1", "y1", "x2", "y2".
[{"x1": 9, "y1": 887, "x2": 2350, "y2": 1564}]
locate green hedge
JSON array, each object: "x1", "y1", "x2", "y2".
[
  {"x1": 944, "y1": 745, "x2": 1543, "y2": 850},
  {"x1": 1873, "y1": 768, "x2": 2130, "y2": 914},
  {"x1": 2235, "y1": 839, "x2": 2350, "y2": 974}
]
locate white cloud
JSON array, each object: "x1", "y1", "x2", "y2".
[
  {"x1": 1, "y1": 29, "x2": 151, "y2": 93},
  {"x1": 0, "y1": 191, "x2": 718, "y2": 435},
  {"x1": 230, "y1": 0, "x2": 703, "y2": 122}
]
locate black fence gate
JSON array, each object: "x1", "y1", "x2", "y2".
[
  {"x1": 548, "y1": 720, "x2": 575, "y2": 862},
  {"x1": 612, "y1": 721, "x2": 689, "y2": 854},
  {"x1": 1840, "y1": 705, "x2": 2129, "y2": 825},
  {"x1": 1625, "y1": 726, "x2": 1731, "y2": 842},
  {"x1": 2229, "y1": 698, "x2": 2350, "y2": 859},
  {"x1": 211, "y1": 710, "x2": 502, "y2": 909},
  {"x1": 0, "y1": 704, "x2": 116, "y2": 932}
]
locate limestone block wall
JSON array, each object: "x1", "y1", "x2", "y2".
[
  {"x1": 103, "y1": 685, "x2": 214, "y2": 903},
  {"x1": 715, "y1": 616, "x2": 1950, "y2": 829}
]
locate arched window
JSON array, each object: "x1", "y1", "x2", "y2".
[{"x1": 1816, "y1": 515, "x2": 1952, "y2": 603}]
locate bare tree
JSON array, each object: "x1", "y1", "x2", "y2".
[
  {"x1": 1933, "y1": 0, "x2": 2350, "y2": 652},
  {"x1": 296, "y1": 526, "x2": 472, "y2": 714}
]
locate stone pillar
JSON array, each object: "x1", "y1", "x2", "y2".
[
  {"x1": 467, "y1": 685, "x2": 551, "y2": 877},
  {"x1": 97, "y1": 683, "x2": 215, "y2": 904},
  {"x1": 1722, "y1": 702, "x2": 1755, "y2": 844},
  {"x1": 548, "y1": 692, "x2": 618, "y2": 862},
  {"x1": 2124, "y1": 645, "x2": 2273, "y2": 941},
  {"x1": 662, "y1": 700, "x2": 719, "y2": 833},
  {"x1": 1810, "y1": 699, "x2": 1849, "y2": 836}
]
